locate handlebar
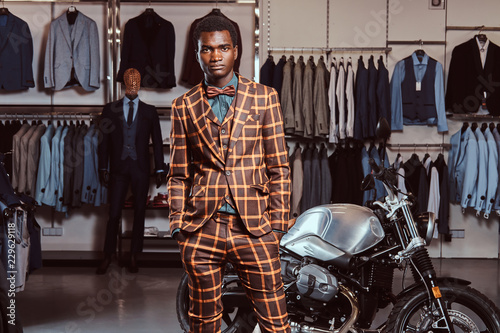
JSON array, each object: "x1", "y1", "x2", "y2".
[{"x1": 368, "y1": 158, "x2": 398, "y2": 200}]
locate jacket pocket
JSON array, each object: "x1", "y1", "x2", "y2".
[{"x1": 250, "y1": 183, "x2": 269, "y2": 195}]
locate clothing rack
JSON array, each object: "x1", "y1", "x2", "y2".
[
  {"x1": 268, "y1": 47, "x2": 392, "y2": 54},
  {"x1": 387, "y1": 40, "x2": 447, "y2": 46},
  {"x1": 386, "y1": 143, "x2": 451, "y2": 149},
  {"x1": 0, "y1": 105, "x2": 171, "y2": 117},
  {"x1": 446, "y1": 25, "x2": 500, "y2": 32},
  {"x1": 447, "y1": 114, "x2": 500, "y2": 121}
]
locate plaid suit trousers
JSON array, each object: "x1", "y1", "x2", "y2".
[{"x1": 178, "y1": 213, "x2": 290, "y2": 333}]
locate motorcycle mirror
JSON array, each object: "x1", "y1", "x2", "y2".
[
  {"x1": 375, "y1": 117, "x2": 391, "y2": 140},
  {"x1": 360, "y1": 174, "x2": 375, "y2": 192}
]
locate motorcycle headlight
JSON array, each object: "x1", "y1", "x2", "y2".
[{"x1": 415, "y1": 212, "x2": 436, "y2": 245}]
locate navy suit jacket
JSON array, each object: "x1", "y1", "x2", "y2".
[
  {"x1": 0, "y1": 13, "x2": 34, "y2": 90},
  {"x1": 98, "y1": 99, "x2": 164, "y2": 174},
  {"x1": 117, "y1": 11, "x2": 176, "y2": 89}
]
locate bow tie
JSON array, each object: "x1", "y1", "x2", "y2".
[{"x1": 206, "y1": 85, "x2": 236, "y2": 98}]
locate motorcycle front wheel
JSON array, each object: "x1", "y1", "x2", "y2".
[
  {"x1": 385, "y1": 282, "x2": 500, "y2": 332},
  {"x1": 176, "y1": 272, "x2": 257, "y2": 333}
]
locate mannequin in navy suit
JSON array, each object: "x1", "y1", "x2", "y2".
[{"x1": 97, "y1": 68, "x2": 166, "y2": 274}]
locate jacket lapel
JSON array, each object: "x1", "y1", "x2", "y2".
[
  {"x1": 483, "y1": 41, "x2": 496, "y2": 77},
  {"x1": 228, "y1": 76, "x2": 255, "y2": 151},
  {"x1": 57, "y1": 14, "x2": 72, "y2": 51},
  {"x1": 0, "y1": 13, "x2": 14, "y2": 53},
  {"x1": 470, "y1": 38, "x2": 484, "y2": 76},
  {"x1": 185, "y1": 85, "x2": 224, "y2": 164}
]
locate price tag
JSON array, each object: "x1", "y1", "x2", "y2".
[{"x1": 416, "y1": 82, "x2": 421, "y2": 91}]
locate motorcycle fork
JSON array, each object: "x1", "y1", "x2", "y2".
[{"x1": 412, "y1": 247, "x2": 456, "y2": 333}]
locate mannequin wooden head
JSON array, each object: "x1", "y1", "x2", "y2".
[{"x1": 124, "y1": 68, "x2": 141, "y2": 99}]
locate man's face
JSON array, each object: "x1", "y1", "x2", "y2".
[{"x1": 196, "y1": 30, "x2": 238, "y2": 87}]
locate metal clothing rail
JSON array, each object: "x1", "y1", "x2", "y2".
[
  {"x1": 268, "y1": 46, "x2": 392, "y2": 53},
  {"x1": 447, "y1": 114, "x2": 500, "y2": 121},
  {"x1": 386, "y1": 143, "x2": 451, "y2": 149},
  {"x1": 446, "y1": 25, "x2": 500, "y2": 32},
  {"x1": 387, "y1": 40, "x2": 447, "y2": 45},
  {"x1": 0, "y1": 105, "x2": 171, "y2": 116}
]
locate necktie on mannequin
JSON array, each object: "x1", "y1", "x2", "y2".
[
  {"x1": 127, "y1": 101, "x2": 134, "y2": 126},
  {"x1": 206, "y1": 85, "x2": 236, "y2": 98}
]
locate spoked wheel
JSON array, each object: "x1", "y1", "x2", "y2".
[
  {"x1": 176, "y1": 272, "x2": 257, "y2": 333},
  {"x1": 386, "y1": 282, "x2": 500, "y2": 332}
]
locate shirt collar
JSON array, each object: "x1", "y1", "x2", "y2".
[
  {"x1": 123, "y1": 96, "x2": 139, "y2": 106},
  {"x1": 412, "y1": 52, "x2": 429, "y2": 65},
  {"x1": 476, "y1": 36, "x2": 490, "y2": 52},
  {"x1": 204, "y1": 73, "x2": 238, "y2": 91}
]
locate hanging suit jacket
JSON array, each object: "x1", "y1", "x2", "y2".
[
  {"x1": 448, "y1": 127, "x2": 478, "y2": 209},
  {"x1": 0, "y1": 13, "x2": 35, "y2": 90},
  {"x1": 259, "y1": 56, "x2": 275, "y2": 87},
  {"x1": 328, "y1": 57, "x2": 338, "y2": 143},
  {"x1": 314, "y1": 56, "x2": 329, "y2": 138},
  {"x1": 293, "y1": 56, "x2": 305, "y2": 136},
  {"x1": 483, "y1": 128, "x2": 498, "y2": 216},
  {"x1": 168, "y1": 74, "x2": 291, "y2": 237},
  {"x1": 35, "y1": 124, "x2": 55, "y2": 205},
  {"x1": 117, "y1": 10, "x2": 176, "y2": 89},
  {"x1": 281, "y1": 57, "x2": 295, "y2": 134},
  {"x1": 302, "y1": 57, "x2": 315, "y2": 138},
  {"x1": 26, "y1": 124, "x2": 47, "y2": 196},
  {"x1": 354, "y1": 57, "x2": 369, "y2": 141},
  {"x1": 44, "y1": 11, "x2": 100, "y2": 91},
  {"x1": 472, "y1": 128, "x2": 487, "y2": 212},
  {"x1": 446, "y1": 38, "x2": 500, "y2": 116}
]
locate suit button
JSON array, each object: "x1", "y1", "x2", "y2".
[
  {"x1": 54, "y1": 190, "x2": 58, "y2": 194},
  {"x1": 221, "y1": 129, "x2": 226, "y2": 134},
  {"x1": 223, "y1": 144, "x2": 227, "y2": 149},
  {"x1": 225, "y1": 171, "x2": 231, "y2": 176},
  {"x1": 92, "y1": 189, "x2": 97, "y2": 193},
  {"x1": 41, "y1": 188, "x2": 45, "y2": 193},
  {"x1": 491, "y1": 199, "x2": 495, "y2": 203},
  {"x1": 467, "y1": 195, "x2": 472, "y2": 199},
  {"x1": 59, "y1": 198, "x2": 63, "y2": 202},
  {"x1": 481, "y1": 196, "x2": 486, "y2": 200},
  {"x1": 87, "y1": 186, "x2": 91, "y2": 190}
]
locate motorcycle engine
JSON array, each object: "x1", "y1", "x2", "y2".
[{"x1": 296, "y1": 264, "x2": 338, "y2": 302}]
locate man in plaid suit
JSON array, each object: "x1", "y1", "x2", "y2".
[{"x1": 168, "y1": 15, "x2": 291, "y2": 333}]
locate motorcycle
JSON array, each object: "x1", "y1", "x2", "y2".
[{"x1": 176, "y1": 118, "x2": 500, "y2": 333}]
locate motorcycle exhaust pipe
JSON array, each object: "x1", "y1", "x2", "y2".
[{"x1": 290, "y1": 285, "x2": 360, "y2": 333}]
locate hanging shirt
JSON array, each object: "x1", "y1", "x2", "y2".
[{"x1": 390, "y1": 52, "x2": 448, "y2": 133}]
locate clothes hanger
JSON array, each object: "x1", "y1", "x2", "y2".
[
  {"x1": 489, "y1": 122, "x2": 495, "y2": 132},
  {"x1": 481, "y1": 122, "x2": 488, "y2": 132},
  {"x1": 144, "y1": 1, "x2": 154, "y2": 14},
  {"x1": 415, "y1": 39, "x2": 425, "y2": 59},
  {"x1": 471, "y1": 122, "x2": 478, "y2": 131},
  {"x1": 0, "y1": 0, "x2": 9, "y2": 16},
  {"x1": 67, "y1": 0, "x2": 78, "y2": 25},
  {"x1": 210, "y1": 0, "x2": 222, "y2": 16},
  {"x1": 461, "y1": 121, "x2": 469, "y2": 134},
  {"x1": 475, "y1": 26, "x2": 488, "y2": 43}
]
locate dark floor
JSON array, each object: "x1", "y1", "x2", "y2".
[{"x1": 12, "y1": 258, "x2": 500, "y2": 333}]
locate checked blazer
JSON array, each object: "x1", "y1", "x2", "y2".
[{"x1": 168, "y1": 74, "x2": 291, "y2": 237}]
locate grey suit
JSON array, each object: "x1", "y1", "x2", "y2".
[
  {"x1": 26, "y1": 124, "x2": 47, "y2": 196},
  {"x1": 44, "y1": 12, "x2": 100, "y2": 91},
  {"x1": 293, "y1": 56, "x2": 305, "y2": 136},
  {"x1": 12, "y1": 123, "x2": 30, "y2": 192},
  {"x1": 281, "y1": 57, "x2": 295, "y2": 134},
  {"x1": 314, "y1": 57, "x2": 329, "y2": 138},
  {"x1": 303, "y1": 57, "x2": 315, "y2": 138},
  {"x1": 290, "y1": 145, "x2": 303, "y2": 219},
  {"x1": 18, "y1": 125, "x2": 37, "y2": 193}
]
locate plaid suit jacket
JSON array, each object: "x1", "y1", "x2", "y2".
[{"x1": 168, "y1": 74, "x2": 291, "y2": 237}]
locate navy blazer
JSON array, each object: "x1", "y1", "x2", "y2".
[
  {"x1": 98, "y1": 99, "x2": 164, "y2": 174},
  {"x1": 0, "y1": 13, "x2": 34, "y2": 90},
  {"x1": 117, "y1": 11, "x2": 176, "y2": 89}
]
